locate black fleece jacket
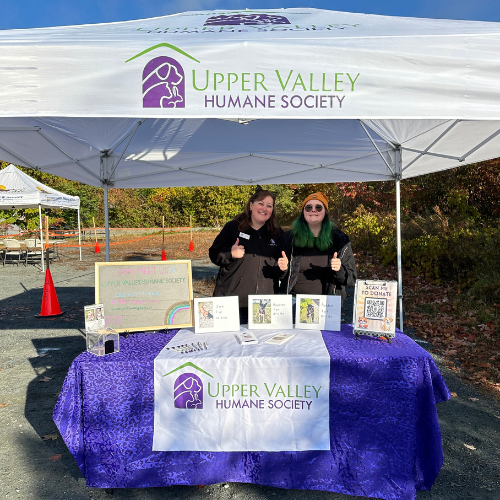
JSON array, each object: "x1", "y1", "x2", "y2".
[
  {"x1": 209, "y1": 219, "x2": 283, "y2": 310},
  {"x1": 279, "y1": 228, "x2": 357, "y2": 302}
]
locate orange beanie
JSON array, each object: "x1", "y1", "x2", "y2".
[{"x1": 301, "y1": 192, "x2": 329, "y2": 211}]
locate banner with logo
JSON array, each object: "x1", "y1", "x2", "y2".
[
  {"x1": 2, "y1": 9, "x2": 500, "y2": 118},
  {"x1": 153, "y1": 328, "x2": 330, "y2": 451}
]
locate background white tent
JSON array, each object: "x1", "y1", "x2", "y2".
[
  {"x1": 0, "y1": 164, "x2": 82, "y2": 270},
  {"x1": 1, "y1": 8, "x2": 500, "y2": 326}
]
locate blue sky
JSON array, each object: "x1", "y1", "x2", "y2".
[{"x1": 1, "y1": 0, "x2": 500, "y2": 29}]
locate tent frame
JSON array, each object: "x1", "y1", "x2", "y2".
[
  {"x1": 96, "y1": 129, "x2": 407, "y2": 329},
  {"x1": 37, "y1": 204, "x2": 82, "y2": 272},
  {"x1": 8, "y1": 114, "x2": 500, "y2": 330}
]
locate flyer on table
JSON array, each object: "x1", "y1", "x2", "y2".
[
  {"x1": 194, "y1": 296, "x2": 240, "y2": 333},
  {"x1": 295, "y1": 295, "x2": 341, "y2": 331},
  {"x1": 248, "y1": 294, "x2": 293, "y2": 329}
]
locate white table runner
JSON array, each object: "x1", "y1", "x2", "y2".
[{"x1": 153, "y1": 328, "x2": 330, "y2": 452}]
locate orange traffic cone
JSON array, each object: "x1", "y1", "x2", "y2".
[
  {"x1": 161, "y1": 249, "x2": 167, "y2": 261},
  {"x1": 95, "y1": 241, "x2": 101, "y2": 254},
  {"x1": 189, "y1": 240, "x2": 194, "y2": 252},
  {"x1": 38, "y1": 269, "x2": 63, "y2": 317}
]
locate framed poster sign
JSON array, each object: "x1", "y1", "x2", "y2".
[
  {"x1": 248, "y1": 294, "x2": 293, "y2": 329},
  {"x1": 193, "y1": 296, "x2": 240, "y2": 333},
  {"x1": 295, "y1": 294, "x2": 341, "y2": 331},
  {"x1": 352, "y1": 280, "x2": 398, "y2": 340},
  {"x1": 95, "y1": 260, "x2": 193, "y2": 332}
]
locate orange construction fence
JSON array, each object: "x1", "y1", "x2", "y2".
[{"x1": 0, "y1": 226, "x2": 192, "y2": 248}]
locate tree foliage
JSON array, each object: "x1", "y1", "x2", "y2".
[{"x1": 1, "y1": 159, "x2": 499, "y2": 300}]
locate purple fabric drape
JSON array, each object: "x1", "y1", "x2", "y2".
[{"x1": 53, "y1": 326, "x2": 450, "y2": 500}]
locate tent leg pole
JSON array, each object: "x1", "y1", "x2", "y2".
[
  {"x1": 396, "y1": 178, "x2": 403, "y2": 332},
  {"x1": 39, "y1": 204, "x2": 45, "y2": 273},
  {"x1": 77, "y1": 208, "x2": 82, "y2": 261},
  {"x1": 104, "y1": 184, "x2": 110, "y2": 262}
]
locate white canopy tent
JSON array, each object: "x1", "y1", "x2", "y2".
[
  {"x1": 2, "y1": 8, "x2": 500, "y2": 326},
  {"x1": 0, "y1": 164, "x2": 82, "y2": 270}
]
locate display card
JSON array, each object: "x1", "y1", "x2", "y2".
[
  {"x1": 353, "y1": 280, "x2": 398, "y2": 338},
  {"x1": 84, "y1": 303, "x2": 105, "y2": 332},
  {"x1": 295, "y1": 295, "x2": 341, "y2": 331},
  {"x1": 248, "y1": 294, "x2": 293, "y2": 330},
  {"x1": 194, "y1": 296, "x2": 240, "y2": 333}
]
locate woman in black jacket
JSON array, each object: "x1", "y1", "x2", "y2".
[
  {"x1": 209, "y1": 188, "x2": 283, "y2": 321},
  {"x1": 278, "y1": 192, "x2": 356, "y2": 303}
]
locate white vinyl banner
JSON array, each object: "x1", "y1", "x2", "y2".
[
  {"x1": 153, "y1": 328, "x2": 330, "y2": 451},
  {"x1": 2, "y1": 9, "x2": 500, "y2": 118}
]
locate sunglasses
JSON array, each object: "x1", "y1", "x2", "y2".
[{"x1": 304, "y1": 204, "x2": 324, "y2": 212}]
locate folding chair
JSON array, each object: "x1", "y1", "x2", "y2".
[
  {"x1": 24, "y1": 238, "x2": 43, "y2": 266},
  {"x1": 3, "y1": 239, "x2": 24, "y2": 266}
]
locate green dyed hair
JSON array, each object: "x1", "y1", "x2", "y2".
[{"x1": 291, "y1": 212, "x2": 334, "y2": 252}]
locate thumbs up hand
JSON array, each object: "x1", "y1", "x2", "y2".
[
  {"x1": 278, "y1": 251, "x2": 289, "y2": 271},
  {"x1": 331, "y1": 252, "x2": 341, "y2": 272},
  {"x1": 231, "y1": 238, "x2": 245, "y2": 259}
]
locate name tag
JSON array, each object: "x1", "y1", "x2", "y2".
[{"x1": 239, "y1": 232, "x2": 250, "y2": 240}]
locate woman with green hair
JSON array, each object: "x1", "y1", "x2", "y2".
[{"x1": 278, "y1": 192, "x2": 357, "y2": 302}]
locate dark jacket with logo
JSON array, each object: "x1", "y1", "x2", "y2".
[
  {"x1": 279, "y1": 228, "x2": 357, "y2": 302},
  {"x1": 209, "y1": 219, "x2": 283, "y2": 311}
]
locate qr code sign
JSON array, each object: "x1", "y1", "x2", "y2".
[{"x1": 364, "y1": 298, "x2": 387, "y2": 320}]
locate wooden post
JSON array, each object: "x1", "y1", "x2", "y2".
[
  {"x1": 44, "y1": 216, "x2": 50, "y2": 270},
  {"x1": 93, "y1": 217, "x2": 98, "y2": 243},
  {"x1": 162, "y1": 215, "x2": 165, "y2": 248}
]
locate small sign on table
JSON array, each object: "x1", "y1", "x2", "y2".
[
  {"x1": 352, "y1": 280, "x2": 398, "y2": 341},
  {"x1": 294, "y1": 294, "x2": 341, "y2": 331},
  {"x1": 84, "y1": 303, "x2": 119, "y2": 356},
  {"x1": 194, "y1": 296, "x2": 240, "y2": 333},
  {"x1": 248, "y1": 294, "x2": 293, "y2": 329},
  {"x1": 84, "y1": 303, "x2": 105, "y2": 332}
]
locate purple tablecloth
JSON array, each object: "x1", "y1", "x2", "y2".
[{"x1": 53, "y1": 325, "x2": 450, "y2": 500}]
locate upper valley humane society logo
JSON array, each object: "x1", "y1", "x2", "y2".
[
  {"x1": 165, "y1": 362, "x2": 213, "y2": 409},
  {"x1": 164, "y1": 362, "x2": 322, "y2": 412},
  {"x1": 125, "y1": 18, "x2": 361, "y2": 111},
  {"x1": 174, "y1": 372, "x2": 204, "y2": 408},
  {"x1": 126, "y1": 43, "x2": 201, "y2": 109},
  {"x1": 143, "y1": 56, "x2": 185, "y2": 108}
]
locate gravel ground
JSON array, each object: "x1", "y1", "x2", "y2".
[{"x1": 0, "y1": 255, "x2": 499, "y2": 500}]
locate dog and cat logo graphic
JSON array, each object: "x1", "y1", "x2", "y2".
[
  {"x1": 164, "y1": 362, "x2": 213, "y2": 409},
  {"x1": 142, "y1": 56, "x2": 185, "y2": 108}
]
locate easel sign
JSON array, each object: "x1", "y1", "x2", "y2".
[
  {"x1": 194, "y1": 296, "x2": 240, "y2": 333},
  {"x1": 95, "y1": 260, "x2": 193, "y2": 332},
  {"x1": 352, "y1": 280, "x2": 398, "y2": 341},
  {"x1": 295, "y1": 295, "x2": 341, "y2": 331},
  {"x1": 248, "y1": 294, "x2": 293, "y2": 330}
]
